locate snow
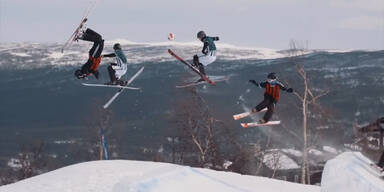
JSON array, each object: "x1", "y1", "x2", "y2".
[
  {"x1": 0, "y1": 160, "x2": 319, "y2": 192},
  {"x1": 9, "y1": 52, "x2": 31, "y2": 57},
  {"x1": 7, "y1": 158, "x2": 22, "y2": 169},
  {"x1": 48, "y1": 51, "x2": 65, "y2": 59},
  {"x1": 308, "y1": 149, "x2": 323, "y2": 156},
  {"x1": 281, "y1": 148, "x2": 303, "y2": 157},
  {"x1": 321, "y1": 152, "x2": 384, "y2": 192},
  {"x1": 322, "y1": 146, "x2": 338, "y2": 154},
  {"x1": 53, "y1": 140, "x2": 76, "y2": 144},
  {"x1": 263, "y1": 150, "x2": 300, "y2": 170}
]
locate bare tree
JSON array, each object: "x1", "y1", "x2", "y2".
[
  {"x1": 169, "y1": 87, "x2": 245, "y2": 169},
  {"x1": 288, "y1": 40, "x2": 329, "y2": 184},
  {"x1": 174, "y1": 88, "x2": 221, "y2": 167},
  {"x1": 16, "y1": 141, "x2": 46, "y2": 180},
  {"x1": 70, "y1": 102, "x2": 115, "y2": 161}
]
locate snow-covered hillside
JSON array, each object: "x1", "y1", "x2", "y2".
[
  {"x1": 0, "y1": 160, "x2": 319, "y2": 192},
  {"x1": 0, "y1": 40, "x2": 350, "y2": 70}
]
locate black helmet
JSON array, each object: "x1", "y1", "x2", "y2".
[
  {"x1": 267, "y1": 72, "x2": 277, "y2": 80},
  {"x1": 113, "y1": 43, "x2": 121, "y2": 50},
  {"x1": 74, "y1": 69, "x2": 83, "y2": 79},
  {"x1": 197, "y1": 31, "x2": 206, "y2": 39}
]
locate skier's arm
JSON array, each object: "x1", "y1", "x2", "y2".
[
  {"x1": 102, "y1": 53, "x2": 116, "y2": 58},
  {"x1": 277, "y1": 82, "x2": 293, "y2": 93},
  {"x1": 248, "y1": 80, "x2": 266, "y2": 88},
  {"x1": 202, "y1": 42, "x2": 209, "y2": 55}
]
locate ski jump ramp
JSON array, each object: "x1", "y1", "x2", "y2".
[{"x1": 321, "y1": 152, "x2": 384, "y2": 192}]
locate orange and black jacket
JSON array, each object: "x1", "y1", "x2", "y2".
[{"x1": 258, "y1": 81, "x2": 289, "y2": 102}]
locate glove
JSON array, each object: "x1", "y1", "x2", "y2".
[
  {"x1": 287, "y1": 88, "x2": 293, "y2": 93},
  {"x1": 215, "y1": 36, "x2": 220, "y2": 41},
  {"x1": 249, "y1": 80, "x2": 258, "y2": 86}
]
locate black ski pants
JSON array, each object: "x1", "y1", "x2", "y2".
[
  {"x1": 82, "y1": 28, "x2": 104, "y2": 58},
  {"x1": 80, "y1": 28, "x2": 104, "y2": 76},
  {"x1": 107, "y1": 65, "x2": 117, "y2": 82},
  {"x1": 254, "y1": 95, "x2": 276, "y2": 122}
]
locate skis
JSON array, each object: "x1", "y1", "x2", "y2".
[
  {"x1": 82, "y1": 83, "x2": 141, "y2": 90},
  {"x1": 176, "y1": 81, "x2": 206, "y2": 88},
  {"x1": 233, "y1": 108, "x2": 267, "y2": 120},
  {"x1": 61, "y1": 1, "x2": 97, "y2": 53},
  {"x1": 176, "y1": 76, "x2": 230, "y2": 88},
  {"x1": 241, "y1": 121, "x2": 281, "y2": 128},
  {"x1": 233, "y1": 108, "x2": 280, "y2": 127},
  {"x1": 103, "y1": 67, "x2": 144, "y2": 109},
  {"x1": 168, "y1": 49, "x2": 216, "y2": 86}
]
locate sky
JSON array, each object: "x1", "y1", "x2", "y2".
[{"x1": 1, "y1": 0, "x2": 384, "y2": 49}]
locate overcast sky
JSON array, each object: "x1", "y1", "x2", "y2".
[{"x1": 1, "y1": 0, "x2": 384, "y2": 49}]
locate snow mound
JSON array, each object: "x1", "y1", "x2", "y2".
[
  {"x1": 0, "y1": 160, "x2": 319, "y2": 192},
  {"x1": 321, "y1": 152, "x2": 384, "y2": 192}
]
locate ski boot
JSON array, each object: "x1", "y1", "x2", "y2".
[{"x1": 116, "y1": 79, "x2": 127, "y2": 86}]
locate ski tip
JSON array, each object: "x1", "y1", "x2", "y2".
[
  {"x1": 241, "y1": 123, "x2": 248, "y2": 128},
  {"x1": 233, "y1": 116, "x2": 240, "y2": 120}
]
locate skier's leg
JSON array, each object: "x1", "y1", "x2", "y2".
[
  {"x1": 198, "y1": 51, "x2": 216, "y2": 66},
  {"x1": 108, "y1": 65, "x2": 117, "y2": 83},
  {"x1": 263, "y1": 101, "x2": 275, "y2": 122},
  {"x1": 193, "y1": 55, "x2": 199, "y2": 67},
  {"x1": 81, "y1": 28, "x2": 102, "y2": 43},
  {"x1": 81, "y1": 60, "x2": 92, "y2": 75},
  {"x1": 253, "y1": 98, "x2": 269, "y2": 113},
  {"x1": 93, "y1": 70, "x2": 99, "y2": 79},
  {"x1": 94, "y1": 40, "x2": 104, "y2": 58},
  {"x1": 89, "y1": 39, "x2": 104, "y2": 58},
  {"x1": 197, "y1": 63, "x2": 206, "y2": 75}
]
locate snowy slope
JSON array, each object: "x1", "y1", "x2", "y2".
[
  {"x1": 321, "y1": 152, "x2": 384, "y2": 192},
  {"x1": 0, "y1": 160, "x2": 319, "y2": 192}
]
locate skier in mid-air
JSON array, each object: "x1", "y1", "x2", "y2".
[
  {"x1": 74, "y1": 28, "x2": 104, "y2": 79},
  {"x1": 102, "y1": 43, "x2": 128, "y2": 86},
  {"x1": 193, "y1": 31, "x2": 219, "y2": 81},
  {"x1": 249, "y1": 72, "x2": 294, "y2": 124}
]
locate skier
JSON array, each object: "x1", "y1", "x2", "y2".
[
  {"x1": 249, "y1": 72, "x2": 293, "y2": 124},
  {"x1": 193, "y1": 31, "x2": 219, "y2": 80},
  {"x1": 74, "y1": 28, "x2": 104, "y2": 79},
  {"x1": 102, "y1": 43, "x2": 128, "y2": 85}
]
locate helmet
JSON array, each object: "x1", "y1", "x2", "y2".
[
  {"x1": 267, "y1": 72, "x2": 277, "y2": 80},
  {"x1": 74, "y1": 69, "x2": 83, "y2": 79},
  {"x1": 113, "y1": 43, "x2": 122, "y2": 50},
  {"x1": 197, "y1": 31, "x2": 206, "y2": 39}
]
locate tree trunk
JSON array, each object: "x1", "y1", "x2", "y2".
[{"x1": 301, "y1": 72, "x2": 309, "y2": 184}]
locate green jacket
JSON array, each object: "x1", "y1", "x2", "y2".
[{"x1": 202, "y1": 36, "x2": 219, "y2": 54}]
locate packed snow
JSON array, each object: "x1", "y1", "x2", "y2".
[
  {"x1": 321, "y1": 152, "x2": 384, "y2": 192},
  {"x1": 0, "y1": 160, "x2": 320, "y2": 192}
]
